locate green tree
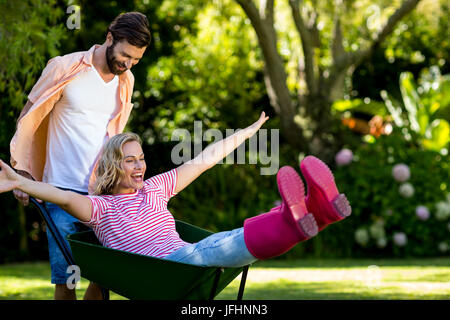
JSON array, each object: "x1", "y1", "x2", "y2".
[
  {"x1": 134, "y1": 2, "x2": 267, "y2": 143},
  {"x1": 352, "y1": 0, "x2": 450, "y2": 101},
  {"x1": 0, "y1": 0, "x2": 66, "y2": 259},
  {"x1": 0, "y1": 0, "x2": 65, "y2": 149},
  {"x1": 234, "y1": 0, "x2": 422, "y2": 159}
]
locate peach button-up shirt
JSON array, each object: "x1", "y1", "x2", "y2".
[{"x1": 10, "y1": 44, "x2": 135, "y2": 194}]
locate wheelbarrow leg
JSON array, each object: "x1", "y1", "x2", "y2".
[
  {"x1": 237, "y1": 265, "x2": 249, "y2": 300},
  {"x1": 101, "y1": 288, "x2": 110, "y2": 300},
  {"x1": 209, "y1": 267, "x2": 224, "y2": 300}
]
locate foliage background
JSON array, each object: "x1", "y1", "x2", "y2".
[{"x1": 0, "y1": 0, "x2": 448, "y2": 263}]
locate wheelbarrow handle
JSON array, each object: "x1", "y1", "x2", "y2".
[
  {"x1": 29, "y1": 197, "x2": 76, "y2": 266},
  {"x1": 29, "y1": 197, "x2": 110, "y2": 300}
]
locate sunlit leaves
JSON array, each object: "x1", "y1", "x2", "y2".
[
  {"x1": 383, "y1": 0, "x2": 449, "y2": 66},
  {"x1": 0, "y1": 0, "x2": 66, "y2": 150},
  {"x1": 332, "y1": 98, "x2": 387, "y2": 116},
  {"x1": 144, "y1": 0, "x2": 265, "y2": 143},
  {"x1": 386, "y1": 67, "x2": 450, "y2": 151}
]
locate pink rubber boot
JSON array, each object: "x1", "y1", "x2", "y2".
[
  {"x1": 300, "y1": 156, "x2": 351, "y2": 231},
  {"x1": 243, "y1": 166, "x2": 318, "y2": 260}
]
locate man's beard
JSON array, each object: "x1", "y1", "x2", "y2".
[{"x1": 106, "y1": 42, "x2": 127, "y2": 75}]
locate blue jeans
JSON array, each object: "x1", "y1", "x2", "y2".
[
  {"x1": 45, "y1": 188, "x2": 88, "y2": 284},
  {"x1": 164, "y1": 228, "x2": 257, "y2": 267}
]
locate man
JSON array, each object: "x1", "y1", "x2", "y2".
[{"x1": 10, "y1": 12, "x2": 151, "y2": 300}]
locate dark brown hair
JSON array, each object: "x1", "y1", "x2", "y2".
[{"x1": 107, "y1": 12, "x2": 151, "y2": 48}]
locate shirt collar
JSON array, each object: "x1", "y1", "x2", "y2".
[{"x1": 82, "y1": 44, "x2": 99, "y2": 66}]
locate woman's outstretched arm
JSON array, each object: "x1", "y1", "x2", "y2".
[
  {"x1": 0, "y1": 159, "x2": 92, "y2": 222},
  {"x1": 174, "y1": 111, "x2": 269, "y2": 194}
]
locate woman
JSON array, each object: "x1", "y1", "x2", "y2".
[{"x1": 0, "y1": 112, "x2": 351, "y2": 267}]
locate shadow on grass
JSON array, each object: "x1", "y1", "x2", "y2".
[
  {"x1": 2, "y1": 261, "x2": 449, "y2": 300},
  {"x1": 0, "y1": 281, "x2": 127, "y2": 300},
  {"x1": 254, "y1": 258, "x2": 450, "y2": 269},
  {"x1": 0, "y1": 285, "x2": 54, "y2": 300},
  {"x1": 217, "y1": 280, "x2": 450, "y2": 300},
  {"x1": 0, "y1": 262, "x2": 50, "y2": 280}
]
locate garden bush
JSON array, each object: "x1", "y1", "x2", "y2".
[{"x1": 332, "y1": 128, "x2": 449, "y2": 258}]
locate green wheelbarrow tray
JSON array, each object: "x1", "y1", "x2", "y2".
[{"x1": 67, "y1": 220, "x2": 249, "y2": 300}]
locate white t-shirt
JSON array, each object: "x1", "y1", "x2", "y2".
[{"x1": 43, "y1": 66, "x2": 119, "y2": 192}]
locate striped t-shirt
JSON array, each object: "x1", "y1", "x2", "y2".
[{"x1": 86, "y1": 168, "x2": 189, "y2": 258}]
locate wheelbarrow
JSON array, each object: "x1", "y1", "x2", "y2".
[{"x1": 30, "y1": 197, "x2": 250, "y2": 300}]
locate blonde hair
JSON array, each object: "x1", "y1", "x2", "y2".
[{"x1": 93, "y1": 132, "x2": 142, "y2": 195}]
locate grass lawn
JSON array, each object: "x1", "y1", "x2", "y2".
[{"x1": 0, "y1": 258, "x2": 449, "y2": 300}]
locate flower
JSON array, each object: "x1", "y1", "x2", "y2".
[
  {"x1": 355, "y1": 228, "x2": 369, "y2": 246},
  {"x1": 335, "y1": 148, "x2": 353, "y2": 166},
  {"x1": 438, "y1": 242, "x2": 448, "y2": 253},
  {"x1": 393, "y1": 232, "x2": 407, "y2": 247},
  {"x1": 435, "y1": 201, "x2": 450, "y2": 221},
  {"x1": 415, "y1": 206, "x2": 430, "y2": 221},
  {"x1": 399, "y1": 183, "x2": 415, "y2": 198},
  {"x1": 273, "y1": 199, "x2": 282, "y2": 207},
  {"x1": 392, "y1": 164, "x2": 410, "y2": 182},
  {"x1": 369, "y1": 220, "x2": 386, "y2": 240},
  {"x1": 376, "y1": 238, "x2": 387, "y2": 249}
]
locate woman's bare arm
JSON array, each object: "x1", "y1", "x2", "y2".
[
  {"x1": 0, "y1": 159, "x2": 92, "y2": 222},
  {"x1": 174, "y1": 112, "x2": 269, "y2": 194}
]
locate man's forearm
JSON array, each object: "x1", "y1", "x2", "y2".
[{"x1": 16, "y1": 170, "x2": 33, "y2": 180}]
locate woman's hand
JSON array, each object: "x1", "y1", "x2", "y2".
[
  {"x1": 247, "y1": 111, "x2": 269, "y2": 138},
  {"x1": 0, "y1": 159, "x2": 21, "y2": 194}
]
